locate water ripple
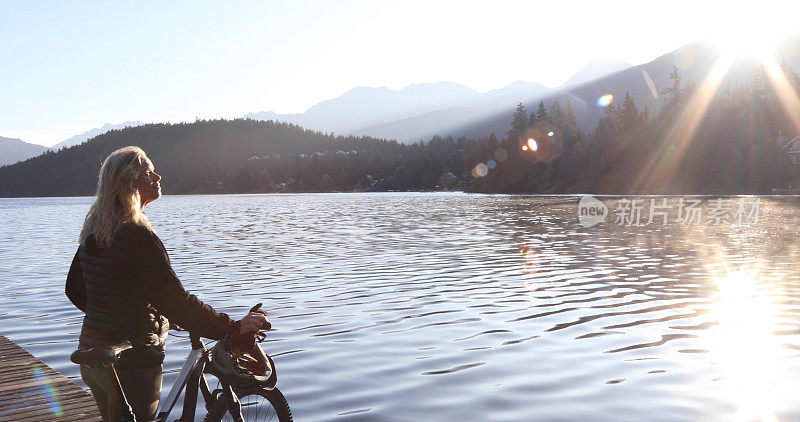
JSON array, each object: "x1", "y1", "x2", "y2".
[{"x1": 2, "y1": 193, "x2": 800, "y2": 421}]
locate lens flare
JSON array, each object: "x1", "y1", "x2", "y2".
[
  {"x1": 471, "y1": 163, "x2": 488, "y2": 178},
  {"x1": 527, "y1": 138, "x2": 538, "y2": 151},
  {"x1": 642, "y1": 69, "x2": 658, "y2": 100},
  {"x1": 519, "y1": 243, "x2": 541, "y2": 284},
  {"x1": 486, "y1": 160, "x2": 496, "y2": 169},
  {"x1": 494, "y1": 148, "x2": 508, "y2": 162},
  {"x1": 566, "y1": 93, "x2": 587, "y2": 113},
  {"x1": 547, "y1": 131, "x2": 554, "y2": 137},
  {"x1": 33, "y1": 366, "x2": 63, "y2": 417},
  {"x1": 521, "y1": 145, "x2": 528, "y2": 151},
  {"x1": 596, "y1": 94, "x2": 614, "y2": 108}
]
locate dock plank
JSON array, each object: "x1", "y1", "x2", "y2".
[{"x1": 0, "y1": 334, "x2": 101, "y2": 421}]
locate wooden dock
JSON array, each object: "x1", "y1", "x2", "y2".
[{"x1": 0, "y1": 334, "x2": 101, "y2": 421}]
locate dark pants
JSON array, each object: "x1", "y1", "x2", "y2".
[{"x1": 81, "y1": 364, "x2": 162, "y2": 422}]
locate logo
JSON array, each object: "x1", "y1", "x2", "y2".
[{"x1": 578, "y1": 195, "x2": 608, "y2": 228}]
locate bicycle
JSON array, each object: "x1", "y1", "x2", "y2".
[{"x1": 70, "y1": 304, "x2": 292, "y2": 421}]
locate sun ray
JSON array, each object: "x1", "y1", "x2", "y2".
[
  {"x1": 761, "y1": 55, "x2": 800, "y2": 136},
  {"x1": 633, "y1": 56, "x2": 732, "y2": 192}
]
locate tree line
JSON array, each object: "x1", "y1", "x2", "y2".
[
  {"x1": 0, "y1": 119, "x2": 485, "y2": 196},
  {"x1": 471, "y1": 64, "x2": 800, "y2": 194},
  {"x1": 1, "y1": 64, "x2": 798, "y2": 197}
]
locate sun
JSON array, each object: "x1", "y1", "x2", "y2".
[
  {"x1": 705, "y1": 4, "x2": 795, "y2": 61},
  {"x1": 712, "y1": 30, "x2": 785, "y2": 62}
]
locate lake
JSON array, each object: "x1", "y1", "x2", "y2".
[{"x1": 1, "y1": 193, "x2": 799, "y2": 421}]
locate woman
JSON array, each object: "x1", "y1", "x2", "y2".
[{"x1": 66, "y1": 146, "x2": 267, "y2": 421}]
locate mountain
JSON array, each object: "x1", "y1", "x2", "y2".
[
  {"x1": 562, "y1": 58, "x2": 632, "y2": 87},
  {"x1": 350, "y1": 107, "x2": 487, "y2": 142},
  {"x1": 479, "y1": 81, "x2": 551, "y2": 106},
  {"x1": 348, "y1": 81, "x2": 552, "y2": 142},
  {"x1": 244, "y1": 80, "x2": 552, "y2": 141},
  {"x1": 451, "y1": 41, "x2": 782, "y2": 141},
  {"x1": 363, "y1": 51, "x2": 704, "y2": 143},
  {"x1": 245, "y1": 80, "x2": 551, "y2": 143},
  {"x1": 4, "y1": 40, "x2": 798, "y2": 197},
  {"x1": 49, "y1": 121, "x2": 145, "y2": 151},
  {"x1": 246, "y1": 82, "x2": 481, "y2": 133},
  {"x1": 244, "y1": 60, "x2": 630, "y2": 143},
  {"x1": 247, "y1": 37, "x2": 800, "y2": 145},
  {"x1": 0, "y1": 136, "x2": 47, "y2": 167}
]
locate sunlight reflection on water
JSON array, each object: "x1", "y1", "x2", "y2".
[{"x1": 1, "y1": 193, "x2": 800, "y2": 421}]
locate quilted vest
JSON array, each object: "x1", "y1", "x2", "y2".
[{"x1": 78, "y1": 225, "x2": 169, "y2": 352}]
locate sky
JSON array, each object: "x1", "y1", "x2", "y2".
[{"x1": 2, "y1": 0, "x2": 799, "y2": 146}]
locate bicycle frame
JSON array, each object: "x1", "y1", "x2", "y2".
[
  {"x1": 78, "y1": 304, "x2": 276, "y2": 421},
  {"x1": 151, "y1": 335, "x2": 244, "y2": 422}
]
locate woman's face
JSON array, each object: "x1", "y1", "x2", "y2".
[{"x1": 133, "y1": 159, "x2": 162, "y2": 206}]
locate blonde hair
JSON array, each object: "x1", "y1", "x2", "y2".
[{"x1": 80, "y1": 146, "x2": 155, "y2": 247}]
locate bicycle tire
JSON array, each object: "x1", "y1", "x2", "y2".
[{"x1": 204, "y1": 387, "x2": 292, "y2": 422}]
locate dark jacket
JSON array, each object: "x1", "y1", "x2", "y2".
[{"x1": 66, "y1": 222, "x2": 240, "y2": 367}]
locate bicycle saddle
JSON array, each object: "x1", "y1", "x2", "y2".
[{"x1": 70, "y1": 340, "x2": 133, "y2": 367}]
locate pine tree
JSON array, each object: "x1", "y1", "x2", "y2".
[
  {"x1": 536, "y1": 101, "x2": 547, "y2": 120},
  {"x1": 640, "y1": 105, "x2": 650, "y2": 122},
  {"x1": 662, "y1": 66, "x2": 682, "y2": 108},
  {"x1": 508, "y1": 102, "x2": 527, "y2": 143},
  {"x1": 619, "y1": 92, "x2": 640, "y2": 134},
  {"x1": 564, "y1": 99, "x2": 579, "y2": 130},
  {"x1": 548, "y1": 101, "x2": 565, "y2": 125}
]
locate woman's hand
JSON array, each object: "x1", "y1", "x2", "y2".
[{"x1": 239, "y1": 311, "x2": 269, "y2": 334}]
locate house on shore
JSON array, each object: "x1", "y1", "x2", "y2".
[
  {"x1": 773, "y1": 135, "x2": 800, "y2": 191},
  {"x1": 781, "y1": 135, "x2": 800, "y2": 166}
]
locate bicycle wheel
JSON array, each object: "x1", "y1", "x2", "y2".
[{"x1": 205, "y1": 387, "x2": 292, "y2": 422}]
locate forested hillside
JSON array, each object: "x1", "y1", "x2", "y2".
[
  {"x1": 471, "y1": 64, "x2": 800, "y2": 194},
  {"x1": 0, "y1": 120, "x2": 484, "y2": 197},
  {"x1": 2, "y1": 63, "x2": 799, "y2": 197}
]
